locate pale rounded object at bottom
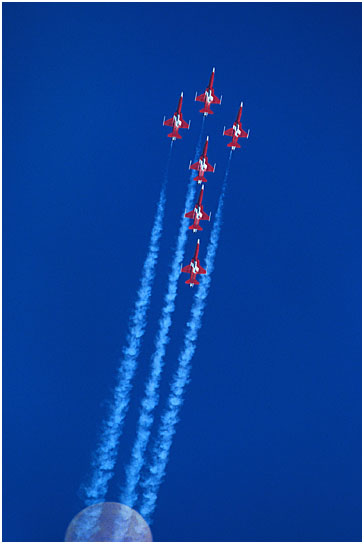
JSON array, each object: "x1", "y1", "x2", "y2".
[{"x1": 64, "y1": 502, "x2": 153, "y2": 542}]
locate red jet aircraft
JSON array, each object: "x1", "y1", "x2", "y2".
[
  {"x1": 163, "y1": 92, "x2": 190, "y2": 140},
  {"x1": 223, "y1": 102, "x2": 250, "y2": 150},
  {"x1": 181, "y1": 239, "x2": 207, "y2": 287},
  {"x1": 195, "y1": 68, "x2": 222, "y2": 116},
  {"x1": 189, "y1": 136, "x2": 216, "y2": 184},
  {"x1": 184, "y1": 185, "x2": 211, "y2": 232}
]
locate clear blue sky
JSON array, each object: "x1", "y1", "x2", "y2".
[{"x1": 3, "y1": 2, "x2": 361, "y2": 542}]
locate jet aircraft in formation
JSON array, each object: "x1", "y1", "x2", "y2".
[
  {"x1": 181, "y1": 239, "x2": 207, "y2": 287},
  {"x1": 189, "y1": 136, "x2": 215, "y2": 184},
  {"x1": 223, "y1": 102, "x2": 250, "y2": 150},
  {"x1": 163, "y1": 68, "x2": 249, "y2": 286},
  {"x1": 184, "y1": 185, "x2": 211, "y2": 233},
  {"x1": 163, "y1": 92, "x2": 190, "y2": 140},
  {"x1": 195, "y1": 68, "x2": 222, "y2": 116}
]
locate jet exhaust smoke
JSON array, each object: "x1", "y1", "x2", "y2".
[
  {"x1": 139, "y1": 151, "x2": 233, "y2": 523},
  {"x1": 81, "y1": 143, "x2": 174, "y2": 506},
  {"x1": 120, "y1": 118, "x2": 207, "y2": 508}
]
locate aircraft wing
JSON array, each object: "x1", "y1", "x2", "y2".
[
  {"x1": 197, "y1": 265, "x2": 207, "y2": 275},
  {"x1": 212, "y1": 94, "x2": 221, "y2": 105},
  {"x1": 163, "y1": 117, "x2": 174, "y2": 127},
  {"x1": 181, "y1": 264, "x2": 192, "y2": 274},
  {"x1": 195, "y1": 93, "x2": 206, "y2": 103},
  {"x1": 181, "y1": 119, "x2": 190, "y2": 129},
  {"x1": 206, "y1": 162, "x2": 215, "y2": 172},
  {"x1": 239, "y1": 128, "x2": 248, "y2": 138},
  {"x1": 201, "y1": 211, "x2": 210, "y2": 221},
  {"x1": 224, "y1": 127, "x2": 234, "y2": 137},
  {"x1": 189, "y1": 161, "x2": 199, "y2": 171},
  {"x1": 184, "y1": 211, "x2": 194, "y2": 219}
]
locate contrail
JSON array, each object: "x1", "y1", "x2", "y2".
[
  {"x1": 139, "y1": 151, "x2": 233, "y2": 523},
  {"x1": 120, "y1": 118, "x2": 206, "y2": 508},
  {"x1": 81, "y1": 142, "x2": 174, "y2": 506}
]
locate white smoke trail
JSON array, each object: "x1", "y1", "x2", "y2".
[
  {"x1": 81, "y1": 142, "x2": 173, "y2": 506},
  {"x1": 139, "y1": 151, "x2": 233, "y2": 523},
  {"x1": 120, "y1": 119, "x2": 206, "y2": 508},
  {"x1": 72, "y1": 503, "x2": 103, "y2": 541}
]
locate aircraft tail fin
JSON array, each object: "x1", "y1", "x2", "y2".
[
  {"x1": 185, "y1": 278, "x2": 199, "y2": 285},
  {"x1": 193, "y1": 175, "x2": 207, "y2": 183},
  {"x1": 199, "y1": 106, "x2": 213, "y2": 115}
]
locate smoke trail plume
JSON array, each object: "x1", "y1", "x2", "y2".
[
  {"x1": 120, "y1": 119, "x2": 206, "y2": 508},
  {"x1": 139, "y1": 151, "x2": 233, "y2": 523},
  {"x1": 81, "y1": 142, "x2": 173, "y2": 505}
]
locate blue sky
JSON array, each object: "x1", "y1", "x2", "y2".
[{"x1": 3, "y1": 2, "x2": 361, "y2": 542}]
